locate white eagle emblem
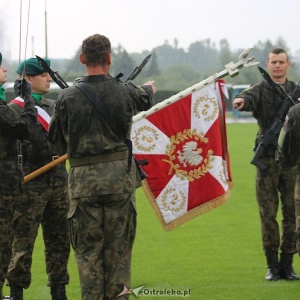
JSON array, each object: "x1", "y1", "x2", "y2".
[{"x1": 177, "y1": 141, "x2": 203, "y2": 167}]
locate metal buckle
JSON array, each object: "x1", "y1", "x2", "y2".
[
  {"x1": 52, "y1": 156, "x2": 59, "y2": 161},
  {"x1": 18, "y1": 155, "x2": 23, "y2": 166}
]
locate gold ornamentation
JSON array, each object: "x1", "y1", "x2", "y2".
[
  {"x1": 161, "y1": 187, "x2": 186, "y2": 213},
  {"x1": 193, "y1": 95, "x2": 218, "y2": 121},
  {"x1": 163, "y1": 129, "x2": 214, "y2": 182},
  {"x1": 219, "y1": 169, "x2": 227, "y2": 186},
  {"x1": 132, "y1": 125, "x2": 159, "y2": 152}
]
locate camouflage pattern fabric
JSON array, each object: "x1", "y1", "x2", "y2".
[
  {"x1": 0, "y1": 195, "x2": 16, "y2": 296},
  {"x1": 237, "y1": 79, "x2": 300, "y2": 254},
  {"x1": 295, "y1": 176, "x2": 300, "y2": 254},
  {"x1": 48, "y1": 75, "x2": 154, "y2": 299},
  {"x1": 256, "y1": 157, "x2": 297, "y2": 252},
  {"x1": 280, "y1": 103, "x2": 300, "y2": 254},
  {"x1": 7, "y1": 185, "x2": 70, "y2": 288},
  {"x1": 237, "y1": 80, "x2": 300, "y2": 134},
  {"x1": 69, "y1": 193, "x2": 136, "y2": 300},
  {"x1": 7, "y1": 96, "x2": 70, "y2": 289},
  {"x1": 0, "y1": 98, "x2": 36, "y2": 295},
  {"x1": 0, "y1": 99, "x2": 36, "y2": 194}
]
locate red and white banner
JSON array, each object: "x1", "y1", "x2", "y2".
[
  {"x1": 10, "y1": 97, "x2": 50, "y2": 132},
  {"x1": 131, "y1": 80, "x2": 233, "y2": 231}
]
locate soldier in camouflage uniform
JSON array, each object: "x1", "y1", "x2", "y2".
[
  {"x1": 48, "y1": 34, "x2": 156, "y2": 300},
  {"x1": 277, "y1": 103, "x2": 300, "y2": 258},
  {"x1": 7, "y1": 58, "x2": 70, "y2": 300},
  {"x1": 233, "y1": 48, "x2": 300, "y2": 281},
  {"x1": 0, "y1": 52, "x2": 37, "y2": 300}
]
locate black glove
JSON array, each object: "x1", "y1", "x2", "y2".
[{"x1": 14, "y1": 78, "x2": 32, "y2": 98}]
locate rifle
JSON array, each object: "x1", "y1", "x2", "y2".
[
  {"x1": 114, "y1": 54, "x2": 152, "y2": 83},
  {"x1": 36, "y1": 55, "x2": 69, "y2": 89},
  {"x1": 113, "y1": 54, "x2": 152, "y2": 180},
  {"x1": 250, "y1": 67, "x2": 296, "y2": 170}
]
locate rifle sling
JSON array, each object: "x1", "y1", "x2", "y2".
[{"x1": 74, "y1": 81, "x2": 132, "y2": 171}]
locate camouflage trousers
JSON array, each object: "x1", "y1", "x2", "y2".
[
  {"x1": 0, "y1": 194, "x2": 16, "y2": 295},
  {"x1": 256, "y1": 157, "x2": 297, "y2": 253},
  {"x1": 294, "y1": 175, "x2": 300, "y2": 254},
  {"x1": 68, "y1": 192, "x2": 136, "y2": 300},
  {"x1": 7, "y1": 185, "x2": 70, "y2": 289}
]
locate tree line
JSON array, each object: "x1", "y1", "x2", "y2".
[{"x1": 2, "y1": 36, "x2": 300, "y2": 98}]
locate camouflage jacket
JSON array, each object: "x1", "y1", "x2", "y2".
[
  {"x1": 9, "y1": 96, "x2": 67, "y2": 188},
  {"x1": 48, "y1": 75, "x2": 154, "y2": 198},
  {"x1": 278, "y1": 103, "x2": 300, "y2": 170},
  {"x1": 236, "y1": 79, "x2": 300, "y2": 155},
  {"x1": 0, "y1": 97, "x2": 37, "y2": 194}
]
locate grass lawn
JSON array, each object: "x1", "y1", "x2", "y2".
[{"x1": 4, "y1": 122, "x2": 300, "y2": 299}]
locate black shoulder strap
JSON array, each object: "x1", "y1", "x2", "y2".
[{"x1": 75, "y1": 81, "x2": 104, "y2": 117}]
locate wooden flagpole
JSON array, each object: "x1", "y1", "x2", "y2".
[{"x1": 23, "y1": 154, "x2": 68, "y2": 183}]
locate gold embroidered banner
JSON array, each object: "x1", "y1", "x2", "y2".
[{"x1": 131, "y1": 80, "x2": 233, "y2": 231}]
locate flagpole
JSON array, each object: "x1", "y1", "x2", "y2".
[
  {"x1": 45, "y1": 0, "x2": 48, "y2": 58},
  {"x1": 22, "y1": 48, "x2": 259, "y2": 184},
  {"x1": 23, "y1": 154, "x2": 68, "y2": 183},
  {"x1": 133, "y1": 48, "x2": 258, "y2": 123}
]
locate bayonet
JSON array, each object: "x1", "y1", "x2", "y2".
[
  {"x1": 125, "y1": 54, "x2": 152, "y2": 82},
  {"x1": 258, "y1": 66, "x2": 296, "y2": 105},
  {"x1": 258, "y1": 66, "x2": 274, "y2": 87},
  {"x1": 36, "y1": 55, "x2": 69, "y2": 89}
]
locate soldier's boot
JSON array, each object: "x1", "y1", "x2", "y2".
[
  {"x1": 10, "y1": 284, "x2": 23, "y2": 300},
  {"x1": 279, "y1": 252, "x2": 299, "y2": 280},
  {"x1": 265, "y1": 251, "x2": 280, "y2": 281},
  {"x1": 50, "y1": 284, "x2": 67, "y2": 300}
]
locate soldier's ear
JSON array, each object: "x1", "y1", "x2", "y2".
[
  {"x1": 79, "y1": 53, "x2": 85, "y2": 65},
  {"x1": 107, "y1": 53, "x2": 112, "y2": 66}
]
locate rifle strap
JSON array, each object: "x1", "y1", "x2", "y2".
[
  {"x1": 74, "y1": 81, "x2": 132, "y2": 172},
  {"x1": 75, "y1": 81, "x2": 105, "y2": 122}
]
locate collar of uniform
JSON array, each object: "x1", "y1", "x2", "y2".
[
  {"x1": 81, "y1": 74, "x2": 110, "y2": 83},
  {"x1": 0, "y1": 85, "x2": 6, "y2": 102}
]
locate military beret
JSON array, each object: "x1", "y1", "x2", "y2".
[
  {"x1": 17, "y1": 57, "x2": 50, "y2": 75},
  {"x1": 0, "y1": 52, "x2": 2, "y2": 65}
]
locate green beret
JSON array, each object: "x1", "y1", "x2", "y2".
[
  {"x1": 0, "y1": 52, "x2": 2, "y2": 65},
  {"x1": 17, "y1": 57, "x2": 50, "y2": 75}
]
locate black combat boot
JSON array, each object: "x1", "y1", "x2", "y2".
[
  {"x1": 279, "y1": 252, "x2": 299, "y2": 280},
  {"x1": 265, "y1": 251, "x2": 280, "y2": 281},
  {"x1": 10, "y1": 284, "x2": 23, "y2": 300},
  {"x1": 50, "y1": 285, "x2": 67, "y2": 300}
]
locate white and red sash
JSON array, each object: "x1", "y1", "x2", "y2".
[{"x1": 10, "y1": 96, "x2": 50, "y2": 132}]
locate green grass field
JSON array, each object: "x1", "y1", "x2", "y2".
[{"x1": 4, "y1": 122, "x2": 300, "y2": 299}]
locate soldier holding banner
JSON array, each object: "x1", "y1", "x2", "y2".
[
  {"x1": 48, "y1": 33, "x2": 156, "y2": 300},
  {"x1": 233, "y1": 48, "x2": 300, "y2": 281},
  {"x1": 6, "y1": 58, "x2": 70, "y2": 300}
]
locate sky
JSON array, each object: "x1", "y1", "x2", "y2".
[{"x1": 2, "y1": 0, "x2": 300, "y2": 61}]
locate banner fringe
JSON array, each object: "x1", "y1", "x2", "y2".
[{"x1": 142, "y1": 180, "x2": 233, "y2": 232}]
